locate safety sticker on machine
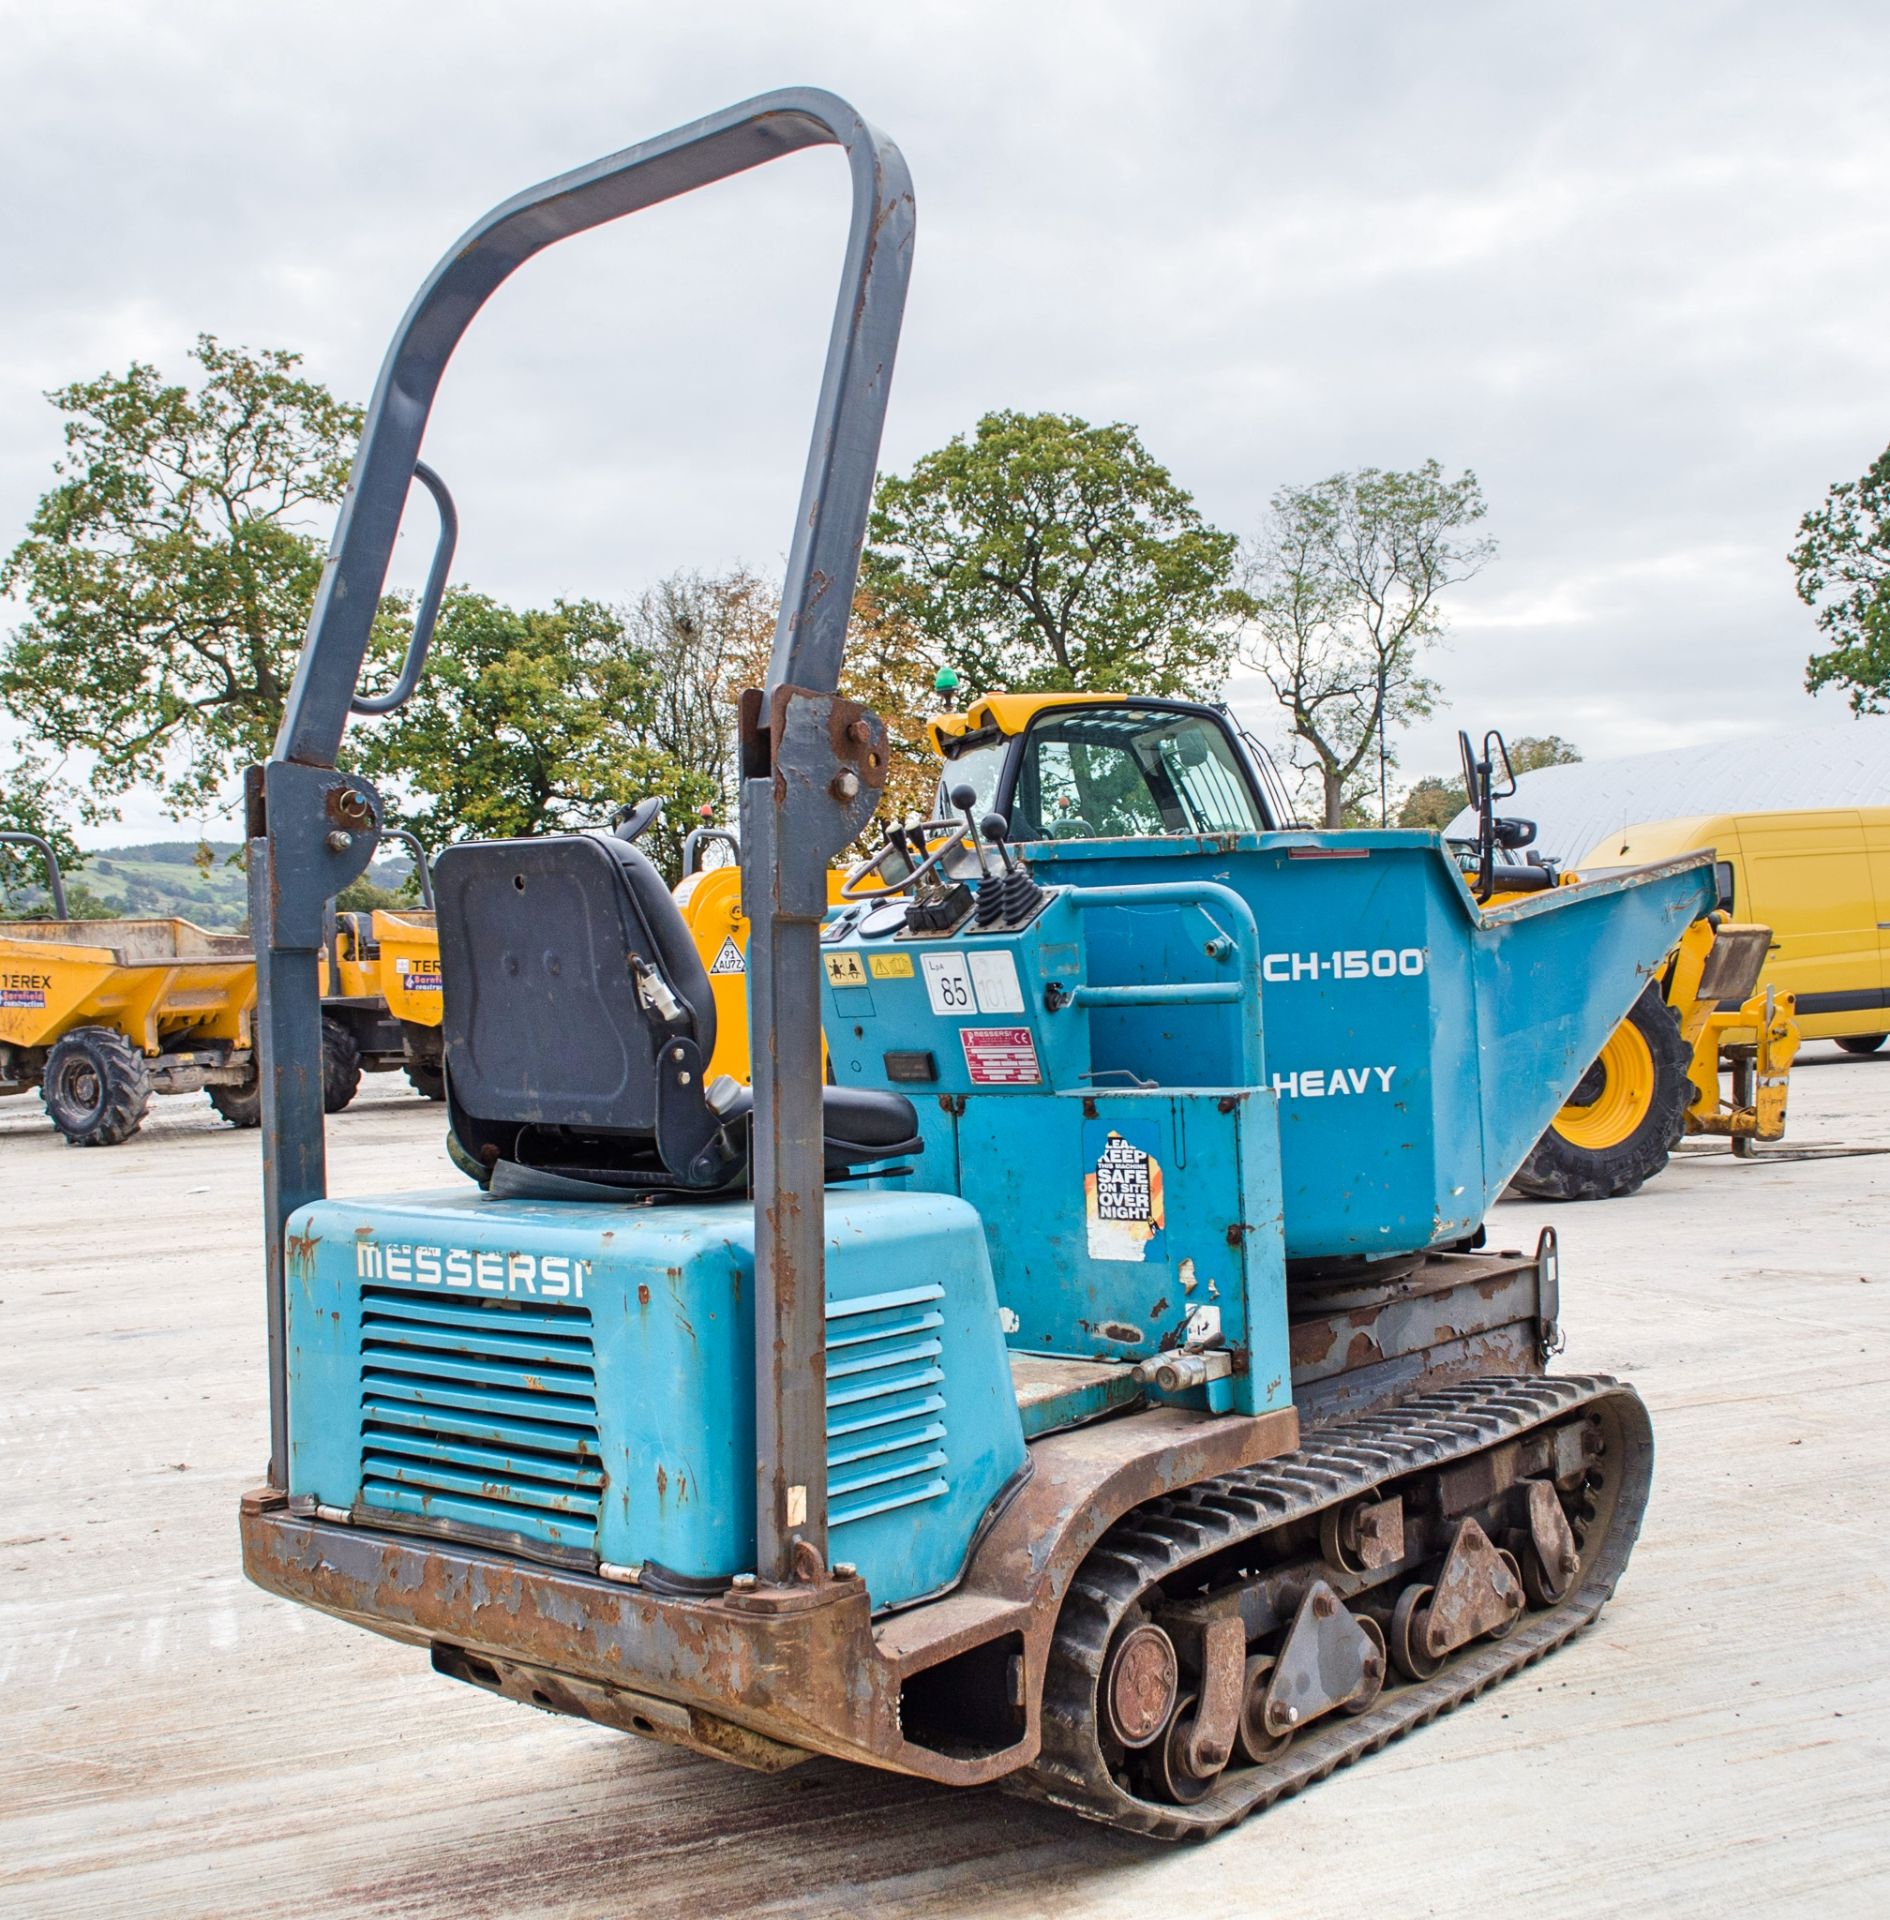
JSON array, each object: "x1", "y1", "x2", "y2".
[
  {"x1": 709, "y1": 937, "x2": 746, "y2": 975},
  {"x1": 1083, "y1": 1119, "x2": 1167, "y2": 1262},
  {"x1": 960, "y1": 1025, "x2": 1041, "y2": 1085}
]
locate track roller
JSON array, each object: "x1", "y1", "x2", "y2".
[{"x1": 1017, "y1": 1376, "x2": 1654, "y2": 1841}]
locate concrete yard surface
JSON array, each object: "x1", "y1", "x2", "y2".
[{"x1": 2, "y1": 1047, "x2": 1887, "y2": 1918}]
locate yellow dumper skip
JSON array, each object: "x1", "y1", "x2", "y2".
[
  {"x1": 0, "y1": 916, "x2": 257, "y2": 1145},
  {"x1": 371, "y1": 909, "x2": 445, "y2": 1028},
  {"x1": 0, "y1": 917, "x2": 254, "y2": 1053}
]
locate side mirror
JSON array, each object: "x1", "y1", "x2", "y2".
[
  {"x1": 1494, "y1": 816, "x2": 1536, "y2": 851},
  {"x1": 1714, "y1": 860, "x2": 1736, "y2": 913}
]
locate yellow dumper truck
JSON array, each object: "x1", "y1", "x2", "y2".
[{"x1": 0, "y1": 828, "x2": 440, "y2": 1142}]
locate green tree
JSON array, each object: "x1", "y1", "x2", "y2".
[
  {"x1": 863, "y1": 410, "x2": 1245, "y2": 698},
  {"x1": 1242, "y1": 461, "x2": 1495, "y2": 828},
  {"x1": 1791, "y1": 443, "x2": 1890, "y2": 710},
  {"x1": 1397, "y1": 773, "x2": 1467, "y2": 830},
  {"x1": 357, "y1": 592, "x2": 717, "y2": 882},
  {"x1": 0, "y1": 745, "x2": 92, "y2": 909},
  {"x1": 0, "y1": 336, "x2": 364, "y2": 817},
  {"x1": 1509, "y1": 733, "x2": 1581, "y2": 775}
]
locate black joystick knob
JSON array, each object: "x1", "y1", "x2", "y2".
[
  {"x1": 981, "y1": 812, "x2": 1018, "y2": 872},
  {"x1": 950, "y1": 785, "x2": 995, "y2": 879}
]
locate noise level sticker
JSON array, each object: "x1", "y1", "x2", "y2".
[{"x1": 709, "y1": 937, "x2": 747, "y2": 976}]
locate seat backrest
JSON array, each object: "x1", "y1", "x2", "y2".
[{"x1": 434, "y1": 833, "x2": 714, "y2": 1135}]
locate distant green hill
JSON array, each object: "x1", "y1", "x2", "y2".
[{"x1": 1, "y1": 840, "x2": 418, "y2": 928}]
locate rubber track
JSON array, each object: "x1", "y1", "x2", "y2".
[{"x1": 1013, "y1": 1374, "x2": 1653, "y2": 1840}]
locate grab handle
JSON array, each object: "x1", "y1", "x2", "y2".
[{"x1": 349, "y1": 463, "x2": 457, "y2": 717}]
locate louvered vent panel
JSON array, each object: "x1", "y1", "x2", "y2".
[
  {"x1": 826, "y1": 1282, "x2": 949, "y2": 1528},
  {"x1": 355, "y1": 1285, "x2": 601, "y2": 1558}
]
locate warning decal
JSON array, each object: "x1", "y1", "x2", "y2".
[
  {"x1": 824, "y1": 951, "x2": 868, "y2": 988},
  {"x1": 1083, "y1": 1119, "x2": 1167, "y2": 1263},
  {"x1": 868, "y1": 952, "x2": 913, "y2": 980},
  {"x1": 960, "y1": 1025, "x2": 1041, "y2": 1086},
  {"x1": 709, "y1": 937, "x2": 747, "y2": 976}
]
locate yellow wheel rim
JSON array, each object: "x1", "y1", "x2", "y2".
[{"x1": 1553, "y1": 1019, "x2": 1656, "y2": 1151}]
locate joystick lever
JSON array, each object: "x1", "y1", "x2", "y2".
[
  {"x1": 952, "y1": 784, "x2": 1006, "y2": 926},
  {"x1": 978, "y1": 810, "x2": 1046, "y2": 926},
  {"x1": 950, "y1": 786, "x2": 995, "y2": 879},
  {"x1": 981, "y1": 812, "x2": 1018, "y2": 871}
]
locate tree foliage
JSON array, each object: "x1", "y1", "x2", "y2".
[
  {"x1": 1508, "y1": 733, "x2": 1581, "y2": 775},
  {"x1": 0, "y1": 745, "x2": 93, "y2": 909},
  {"x1": 1396, "y1": 774, "x2": 1467, "y2": 830},
  {"x1": 355, "y1": 592, "x2": 720, "y2": 880},
  {"x1": 863, "y1": 410, "x2": 1245, "y2": 699},
  {"x1": 0, "y1": 337, "x2": 365, "y2": 817},
  {"x1": 622, "y1": 568, "x2": 776, "y2": 831},
  {"x1": 1791, "y1": 443, "x2": 1890, "y2": 711},
  {"x1": 1242, "y1": 461, "x2": 1495, "y2": 828}
]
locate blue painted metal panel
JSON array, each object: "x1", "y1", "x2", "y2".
[
  {"x1": 284, "y1": 1187, "x2": 1025, "y2": 1611},
  {"x1": 942, "y1": 1088, "x2": 1289, "y2": 1416},
  {"x1": 821, "y1": 834, "x2": 1714, "y2": 1262}
]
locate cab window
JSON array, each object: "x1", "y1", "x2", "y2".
[{"x1": 1008, "y1": 707, "x2": 1267, "y2": 841}]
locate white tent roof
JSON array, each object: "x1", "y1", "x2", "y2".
[{"x1": 1444, "y1": 717, "x2": 1890, "y2": 864}]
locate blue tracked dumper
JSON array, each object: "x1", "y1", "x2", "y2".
[{"x1": 240, "y1": 91, "x2": 1711, "y2": 1838}]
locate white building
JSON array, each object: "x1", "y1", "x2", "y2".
[{"x1": 1445, "y1": 718, "x2": 1890, "y2": 864}]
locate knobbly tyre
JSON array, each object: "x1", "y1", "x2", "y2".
[{"x1": 238, "y1": 89, "x2": 1713, "y2": 1839}]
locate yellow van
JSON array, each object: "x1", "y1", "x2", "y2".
[{"x1": 1578, "y1": 807, "x2": 1890, "y2": 1052}]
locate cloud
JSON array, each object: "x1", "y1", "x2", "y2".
[{"x1": 3, "y1": 0, "x2": 1886, "y2": 839}]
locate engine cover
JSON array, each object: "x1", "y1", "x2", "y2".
[{"x1": 283, "y1": 1185, "x2": 1027, "y2": 1612}]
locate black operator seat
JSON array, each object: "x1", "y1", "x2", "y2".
[{"x1": 433, "y1": 833, "x2": 920, "y2": 1197}]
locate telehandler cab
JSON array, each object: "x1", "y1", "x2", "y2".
[{"x1": 239, "y1": 90, "x2": 1714, "y2": 1838}]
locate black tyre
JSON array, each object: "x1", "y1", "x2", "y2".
[
  {"x1": 207, "y1": 1067, "x2": 262, "y2": 1129},
  {"x1": 1511, "y1": 983, "x2": 1693, "y2": 1201},
  {"x1": 1836, "y1": 1034, "x2": 1886, "y2": 1056},
  {"x1": 403, "y1": 1053, "x2": 446, "y2": 1101},
  {"x1": 42, "y1": 1026, "x2": 152, "y2": 1147},
  {"x1": 323, "y1": 1017, "x2": 363, "y2": 1113}
]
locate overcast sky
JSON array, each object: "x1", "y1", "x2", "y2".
[{"x1": 3, "y1": 0, "x2": 1887, "y2": 843}]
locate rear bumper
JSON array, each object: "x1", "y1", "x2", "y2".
[{"x1": 241, "y1": 1402, "x2": 1297, "y2": 1786}]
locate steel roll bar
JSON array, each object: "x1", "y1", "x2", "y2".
[
  {"x1": 0, "y1": 829, "x2": 68, "y2": 919},
  {"x1": 248, "y1": 90, "x2": 915, "y2": 1588},
  {"x1": 382, "y1": 827, "x2": 434, "y2": 909},
  {"x1": 682, "y1": 825, "x2": 741, "y2": 875}
]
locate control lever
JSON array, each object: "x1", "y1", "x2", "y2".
[
  {"x1": 952, "y1": 783, "x2": 1004, "y2": 927},
  {"x1": 982, "y1": 812, "x2": 1045, "y2": 924}
]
